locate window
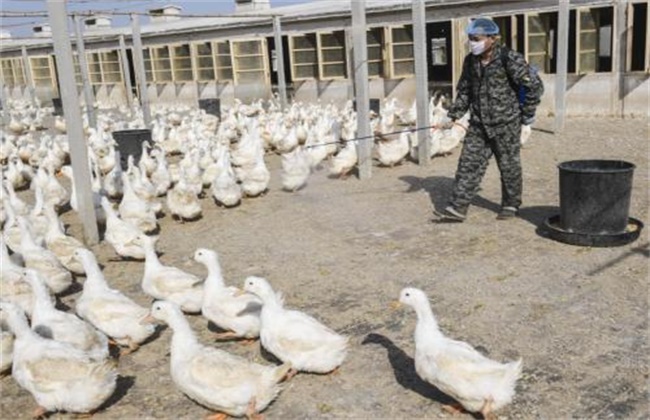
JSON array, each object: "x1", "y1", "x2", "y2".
[
  {"x1": 1, "y1": 59, "x2": 15, "y2": 86},
  {"x1": 577, "y1": 9, "x2": 598, "y2": 73},
  {"x1": 389, "y1": 25, "x2": 414, "y2": 78},
  {"x1": 630, "y1": 1, "x2": 648, "y2": 72},
  {"x1": 290, "y1": 34, "x2": 318, "y2": 80},
  {"x1": 526, "y1": 13, "x2": 553, "y2": 73},
  {"x1": 0, "y1": 58, "x2": 25, "y2": 86},
  {"x1": 71, "y1": 54, "x2": 83, "y2": 86},
  {"x1": 214, "y1": 41, "x2": 234, "y2": 81},
  {"x1": 367, "y1": 28, "x2": 384, "y2": 78},
  {"x1": 318, "y1": 31, "x2": 347, "y2": 79},
  {"x1": 151, "y1": 46, "x2": 173, "y2": 82},
  {"x1": 232, "y1": 39, "x2": 267, "y2": 84},
  {"x1": 100, "y1": 51, "x2": 122, "y2": 83},
  {"x1": 30, "y1": 56, "x2": 56, "y2": 90},
  {"x1": 172, "y1": 44, "x2": 193, "y2": 82},
  {"x1": 86, "y1": 52, "x2": 103, "y2": 84},
  {"x1": 143, "y1": 48, "x2": 153, "y2": 82},
  {"x1": 194, "y1": 42, "x2": 215, "y2": 81}
]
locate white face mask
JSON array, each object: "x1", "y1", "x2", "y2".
[{"x1": 469, "y1": 40, "x2": 487, "y2": 56}]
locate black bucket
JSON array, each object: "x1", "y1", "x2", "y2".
[
  {"x1": 112, "y1": 129, "x2": 151, "y2": 169},
  {"x1": 52, "y1": 97, "x2": 63, "y2": 116},
  {"x1": 199, "y1": 98, "x2": 221, "y2": 119},
  {"x1": 353, "y1": 98, "x2": 381, "y2": 114},
  {"x1": 558, "y1": 160, "x2": 635, "y2": 234}
]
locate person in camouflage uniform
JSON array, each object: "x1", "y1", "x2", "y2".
[{"x1": 435, "y1": 18, "x2": 544, "y2": 222}]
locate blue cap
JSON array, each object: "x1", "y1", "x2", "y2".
[{"x1": 466, "y1": 18, "x2": 500, "y2": 36}]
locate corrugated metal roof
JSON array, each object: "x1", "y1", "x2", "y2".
[{"x1": 0, "y1": 0, "x2": 615, "y2": 53}]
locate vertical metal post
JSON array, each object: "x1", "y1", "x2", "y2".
[
  {"x1": 46, "y1": 0, "x2": 99, "y2": 245},
  {"x1": 273, "y1": 16, "x2": 288, "y2": 109},
  {"x1": 131, "y1": 13, "x2": 151, "y2": 127},
  {"x1": 21, "y1": 46, "x2": 37, "y2": 106},
  {"x1": 74, "y1": 14, "x2": 97, "y2": 129},
  {"x1": 554, "y1": 0, "x2": 570, "y2": 133},
  {"x1": 118, "y1": 34, "x2": 134, "y2": 109},
  {"x1": 0, "y1": 76, "x2": 8, "y2": 123},
  {"x1": 413, "y1": 0, "x2": 431, "y2": 163},
  {"x1": 611, "y1": 1, "x2": 627, "y2": 117},
  {"x1": 351, "y1": 0, "x2": 371, "y2": 180}
]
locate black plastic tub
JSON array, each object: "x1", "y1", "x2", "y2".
[
  {"x1": 112, "y1": 129, "x2": 151, "y2": 169},
  {"x1": 199, "y1": 98, "x2": 221, "y2": 118},
  {"x1": 541, "y1": 159, "x2": 642, "y2": 247},
  {"x1": 52, "y1": 98, "x2": 63, "y2": 116},
  {"x1": 353, "y1": 98, "x2": 381, "y2": 114},
  {"x1": 559, "y1": 159, "x2": 635, "y2": 234}
]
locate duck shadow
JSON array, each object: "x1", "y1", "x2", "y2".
[
  {"x1": 361, "y1": 333, "x2": 459, "y2": 408},
  {"x1": 97, "y1": 375, "x2": 135, "y2": 412}
]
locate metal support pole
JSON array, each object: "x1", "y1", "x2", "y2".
[
  {"x1": 118, "y1": 34, "x2": 134, "y2": 110},
  {"x1": 272, "y1": 16, "x2": 288, "y2": 109},
  {"x1": 46, "y1": 0, "x2": 99, "y2": 245},
  {"x1": 21, "y1": 46, "x2": 37, "y2": 107},
  {"x1": 0, "y1": 77, "x2": 8, "y2": 123},
  {"x1": 413, "y1": 0, "x2": 431, "y2": 163},
  {"x1": 554, "y1": 0, "x2": 570, "y2": 133},
  {"x1": 74, "y1": 14, "x2": 97, "y2": 129},
  {"x1": 611, "y1": 0, "x2": 627, "y2": 117},
  {"x1": 351, "y1": 0, "x2": 371, "y2": 180},
  {"x1": 131, "y1": 13, "x2": 152, "y2": 127}
]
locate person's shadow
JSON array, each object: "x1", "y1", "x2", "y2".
[
  {"x1": 399, "y1": 175, "x2": 559, "y2": 230},
  {"x1": 399, "y1": 175, "x2": 500, "y2": 216},
  {"x1": 362, "y1": 333, "x2": 462, "y2": 408}
]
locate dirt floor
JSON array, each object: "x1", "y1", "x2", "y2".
[{"x1": 1, "y1": 116, "x2": 648, "y2": 419}]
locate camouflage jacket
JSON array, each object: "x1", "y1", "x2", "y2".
[{"x1": 448, "y1": 44, "x2": 544, "y2": 127}]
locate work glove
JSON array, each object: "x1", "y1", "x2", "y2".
[{"x1": 439, "y1": 120, "x2": 455, "y2": 130}]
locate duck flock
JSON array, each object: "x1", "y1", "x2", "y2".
[{"x1": 1, "y1": 97, "x2": 524, "y2": 419}]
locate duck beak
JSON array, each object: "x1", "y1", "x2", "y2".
[
  {"x1": 389, "y1": 301, "x2": 401, "y2": 311},
  {"x1": 55, "y1": 170, "x2": 63, "y2": 178},
  {"x1": 233, "y1": 289, "x2": 246, "y2": 297},
  {"x1": 140, "y1": 313, "x2": 157, "y2": 325}
]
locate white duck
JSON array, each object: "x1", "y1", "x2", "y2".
[
  {"x1": 166, "y1": 177, "x2": 202, "y2": 222},
  {"x1": 281, "y1": 146, "x2": 311, "y2": 192},
  {"x1": 25, "y1": 269, "x2": 109, "y2": 362},
  {"x1": 18, "y1": 218, "x2": 73, "y2": 294},
  {"x1": 150, "y1": 149, "x2": 172, "y2": 196},
  {"x1": 59, "y1": 166, "x2": 106, "y2": 225},
  {"x1": 194, "y1": 248, "x2": 261, "y2": 340},
  {"x1": 147, "y1": 301, "x2": 290, "y2": 418},
  {"x1": 243, "y1": 276, "x2": 348, "y2": 377},
  {"x1": 0, "y1": 238, "x2": 34, "y2": 316},
  {"x1": 74, "y1": 249, "x2": 156, "y2": 355},
  {"x1": 138, "y1": 234, "x2": 204, "y2": 313},
  {"x1": 210, "y1": 147, "x2": 241, "y2": 207},
  {"x1": 330, "y1": 140, "x2": 358, "y2": 178},
  {"x1": 376, "y1": 131, "x2": 411, "y2": 167},
  {"x1": 118, "y1": 172, "x2": 157, "y2": 234},
  {"x1": 399, "y1": 287, "x2": 522, "y2": 419},
  {"x1": 31, "y1": 166, "x2": 69, "y2": 210},
  {"x1": 100, "y1": 197, "x2": 146, "y2": 260},
  {"x1": 239, "y1": 152, "x2": 270, "y2": 198},
  {"x1": 102, "y1": 150, "x2": 124, "y2": 199},
  {"x1": 436, "y1": 112, "x2": 470, "y2": 156},
  {"x1": 43, "y1": 205, "x2": 87, "y2": 275},
  {"x1": 0, "y1": 302, "x2": 117, "y2": 418},
  {"x1": 0, "y1": 312, "x2": 13, "y2": 375}
]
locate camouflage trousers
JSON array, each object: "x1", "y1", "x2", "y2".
[{"x1": 450, "y1": 120, "x2": 522, "y2": 212}]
